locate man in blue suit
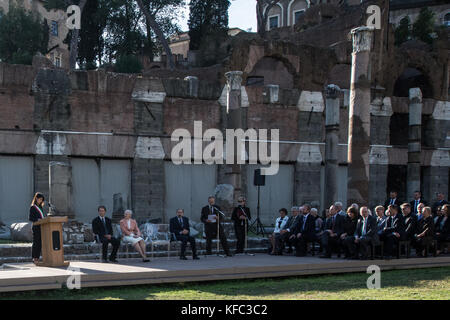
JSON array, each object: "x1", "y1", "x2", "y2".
[{"x1": 170, "y1": 209, "x2": 199, "y2": 260}]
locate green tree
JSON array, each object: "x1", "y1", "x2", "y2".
[
  {"x1": 412, "y1": 7, "x2": 435, "y2": 45},
  {"x1": 395, "y1": 16, "x2": 411, "y2": 45},
  {"x1": 188, "y1": 0, "x2": 230, "y2": 51},
  {"x1": 0, "y1": 4, "x2": 49, "y2": 65},
  {"x1": 114, "y1": 54, "x2": 142, "y2": 73}
]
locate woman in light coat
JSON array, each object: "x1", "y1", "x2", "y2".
[{"x1": 120, "y1": 210, "x2": 149, "y2": 262}]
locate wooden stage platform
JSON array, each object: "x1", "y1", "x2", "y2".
[{"x1": 1, "y1": 254, "x2": 449, "y2": 293}]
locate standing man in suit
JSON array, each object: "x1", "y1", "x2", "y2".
[
  {"x1": 432, "y1": 192, "x2": 447, "y2": 216},
  {"x1": 170, "y1": 209, "x2": 199, "y2": 260},
  {"x1": 349, "y1": 206, "x2": 379, "y2": 260},
  {"x1": 294, "y1": 204, "x2": 316, "y2": 257},
  {"x1": 231, "y1": 197, "x2": 251, "y2": 254},
  {"x1": 320, "y1": 205, "x2": 344, "y2": 258},
  {"x1": 92, "y1": 206, "x2": 120, "y2": 263},
  {"x1": 384, "y1": 191, "x2": 402, "y2": 208},
  {"x1": 201, "y1": 196, "x2": 231, "y2": 256},
  {"x1": 410, "y1": 191, "x2": 427, "y2": 215},
  {"x1": 380, "y1": 204, "x2": 405, "y2": 259}
]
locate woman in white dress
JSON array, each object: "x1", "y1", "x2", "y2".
[{"x1": 120, "y1": 210, "x2": 150, "y2": 262}]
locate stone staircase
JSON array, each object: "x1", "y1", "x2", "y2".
[{"x1": 0, "y1": 237, "x2": 270, "y2": 264}]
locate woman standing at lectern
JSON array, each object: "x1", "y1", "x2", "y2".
[{"x1": 29, "y1": 193, "x2": 46, "y2": 265}]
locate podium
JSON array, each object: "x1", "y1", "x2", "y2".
[{"x1": 33, "y1": 216, "x2": 70, "y2": 267}]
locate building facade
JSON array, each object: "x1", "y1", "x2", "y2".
[{"x1": 0, "y1": 0, "x2": 69, "y2": 68}]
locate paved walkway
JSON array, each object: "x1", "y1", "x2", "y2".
[{"x1": 0, "y1": 254, "x2": 449, "y2": 293}]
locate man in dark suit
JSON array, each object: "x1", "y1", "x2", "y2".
[
  {"x1": 384, "y1": 191, "x2": 402, "y2": 208},
  {"x1": 410, "y1": 191, "x2": 427, "y2": 215},
  {"x1": 432, "y1": 192, "x2": 447, "y2": 216},
  {"x1": 201, "y1": 196, "x2": 231, "y2": 256},
  {"x1": 401, "y1": 202, "x2": 418, "y2": 241},
  {"x1": 348, "y1": 206, "x2": 379, "y2": 260},
  {"x1": 281, "y1": 206, "x2": 302, "y2": 253},
  {"x1": 293, "y1": 204, "x2": 316, "y2": 257},
  {"x1": 320, "y1": 205, "x2": 344, "y2": 258},
  {"x1": 92, "y1": 206, "x2": 120, "y2": 263},
  {"x1": 170, "y1": 209, "x2": 199, "y2": 260},
  {"x1": 380, "y1": 204, "x2": 406, "y2": 259}
]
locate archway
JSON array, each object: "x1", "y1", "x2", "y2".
[
  {"x1": 246, "y1": 56, "x2": 294, "y2": 89},
  {"x1": 393, "y1": 67, "x2": 433, "y2": 99}
]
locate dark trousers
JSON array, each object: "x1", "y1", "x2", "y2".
[
  {"x1": 295, "y1": 234, "x2": 315, "y2": 256},
  {"x1": 436, "y1": 233, "x2": 450, "y2": 250},
  {"x1": 101, "y1": 237, "x2": 120, "y2": 260},
  {"x1": 31, "y1": 226, "x2": 42, "y2": 259},
  {"x1": 345, "y1": 236, "x2": 372, "y2": 258},
  {"x1": 175, "y1": 234, "x2": 197, "y2": 257},
  {"x1": 234, "y1": 222, "x2": 247, "y2": 253},
  {"x1": 321, "y1": 232, "x2": 340, "y2": 256},
  {"x1": 205, "y1": 223, "x2": 229, "y2": 254},
  {"x1": 412, "y1": 236, "x2": 433, "y2": 253},
  {"x1": 380, "y1": 233, "x2": 399, "y2": 257}
]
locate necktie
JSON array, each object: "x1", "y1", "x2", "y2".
[
  {"x1": 362, "y1": 219, "x2": 367, "y2": 236},
  {"x1": 179, "y1": 218, "x2": 183, "y2": 227},
  {"x1": 332, "y1": 216, "x2": 336, "y2": 230},
  {"x1": 390, "y1": 199, "x2": 394, "y2": 205},
  {"x1": 102, "y1": 217, "x2": 106, "y2": 230},
  {"x1": 278, "y1": 219, "x2": 282, "y2": 229},
  {"x1": 211, "y1": 206, "x2": 214, "y2": 214},
  {"x1": 302, "y1": 215, "x2": 307, "y2": 231},
  {"x1": 415, "y1": 200, "x2": 418, "y2": 213}
]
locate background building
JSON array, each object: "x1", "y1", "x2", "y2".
[{"x1": 0, "y1": 0, "x2": 69, "y2": 68}]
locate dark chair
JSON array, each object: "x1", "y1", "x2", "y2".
[
  {"x1": 423, "y1": 239, "x2": 437, "y2": 257},
  {"x1": 370, "y1": 241, "x2": 384, "y2": 260},
  {"x1": 397, "y1": 240, "x2": 411, "y2": 259}
]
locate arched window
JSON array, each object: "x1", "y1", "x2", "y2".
[{"x1": 444, "y1": 13, "x2": 450, "y2": 27}]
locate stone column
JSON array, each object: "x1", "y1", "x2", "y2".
[
  {"x1": 49, "y1": 161, "x2": 74, "y2": 219},
  {"x1": 347, "y1": 26, "x2": 374, "y2": 206},
  {"x1": 407, "y1": 88, "x2": 422, "y2": 201},
  {"x1": 324, "y1": 85, "x2": 340, "y2": 209},
  {"x1": 217, "y1": 71, "x2": 245, "y2": 214}
]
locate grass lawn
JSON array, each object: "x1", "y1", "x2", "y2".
[{"x1": 0, "y1": 266, "x2": 449, "y2": 300}]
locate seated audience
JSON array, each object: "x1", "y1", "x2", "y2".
[
  {"x1": 432, "y1": 192, "x2": 447, "y2": 216},
  {"x1": 320, "y1": 205, "x2": 344, "y2": 258},
  {"x1": 435, "y1": 204, "x2": 450, "y2": 255},
  {"x1": 340, "y1": 207, "x2": 358, "y2": 259},
  {"x1": 412, "y1": 206, "x2": 435, "y2": 257},
  {"x1": 293, "y1": 204, "x2": 315, "y2": 257},
  {"x1": 310, "y1": 208, "x2": 324, "y2": 239},
  {"x1": 348, "y1": 206, "x2": 379, "y2": 260},
  {"x1": 269, "y1": 208, "x2": 289, "y2": 255},
  {"x1": 334, "y1": 202, "x2": 346, "y2": 217},
  {"x1": 401, "y1": 203, "x2": 418, "y2": 241},
  {"x1": 281, "y1": 206, "x2": 302, "y2": 253},
  {"x1": 374, "y1": 205, "x2": 386, "y2": 235},
  {"x1": 120, "y1": 210, "x2": 150, "y2": 262},
  {"x1": 92, "y1": 206, "x2": 120, "y2": 263},
  {"x1": 380, "y1": 204, "x2": 405, "y2": 259},
  {"x1": 170, "y1": 209, "x2": 199, "y2": 260}
]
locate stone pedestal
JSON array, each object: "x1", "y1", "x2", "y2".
[
  {"x1": 347, "y1": 26, "x2": 374, "y2": 206},
  {"x1": 49, "y1": 161, "x2": 74, "y2": 219}
]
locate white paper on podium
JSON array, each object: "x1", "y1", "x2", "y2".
[{"x1": 208, "y1": 214, "x2": 217, "y2": 223}]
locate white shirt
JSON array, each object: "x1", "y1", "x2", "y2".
[{"x1": 274, "y1": 216, "x2": 289, "y2": 233}]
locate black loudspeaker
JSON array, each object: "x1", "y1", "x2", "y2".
[
  {"x1": 52, "y1": 231, "x2": 61, "y2": 251},
  {"x1": 254, "y1": 169, "x2": 266, "y2": 186}
]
